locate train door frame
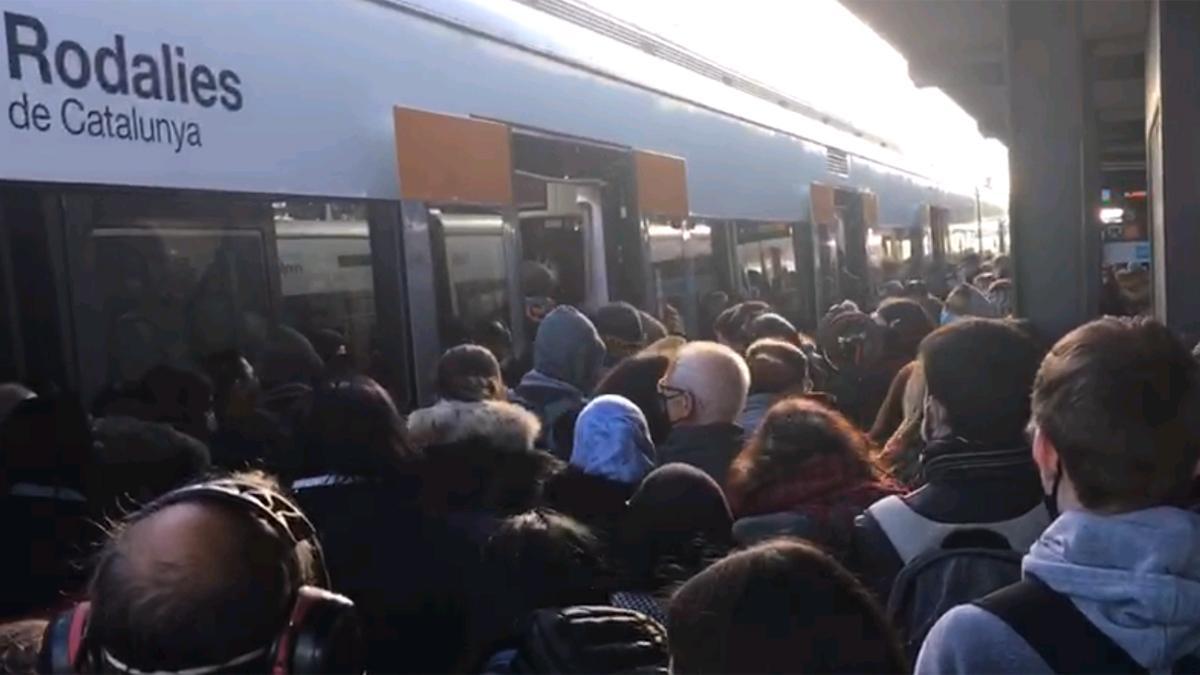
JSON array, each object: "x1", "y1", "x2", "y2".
[
  {"x1": 393, "y1": 106, "x2": 523, "y2": 405},
  {"x1": 503, "y1": 123, "x2": 644, "y2": 313},
  {"x1": 632, "y1": 150, "x2": 690, "y2": 328},
  {"x1": 926, "y1": 203, "x2": 952, "y2": 295}
]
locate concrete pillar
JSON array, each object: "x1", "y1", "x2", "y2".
[
  {"x1": 1146, "y1": 1, "x2": 1200, "y2": 337},
  {"x1": 1006, "y1": 1, "x2": 1091, "y2": 339}
]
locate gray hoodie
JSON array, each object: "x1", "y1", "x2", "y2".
[
  {"x1": 916, "y1": 507, "x2": 1200, "y2": 674},
  {"x1": 529, "y1": 305, "x2": 605, "y2": 393}
]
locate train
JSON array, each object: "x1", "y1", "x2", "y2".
[{"x1": 0, "y1": 0, "x2": 1005, "y2": 407}]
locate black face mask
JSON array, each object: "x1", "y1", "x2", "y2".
[{"x1": 1044, "y1": 460, "x2": 1064, "y2": 520}]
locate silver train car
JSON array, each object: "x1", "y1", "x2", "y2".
[{"x1": 0, "y1": 0, "x2": 1003, "y2": 406}]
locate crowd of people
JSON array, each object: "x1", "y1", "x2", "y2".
[{"x1": 4, "y1": 259, "x2": 1200, "y2": 675}]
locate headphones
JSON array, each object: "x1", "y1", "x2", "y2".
[{"x1": 38, "y1": 478, "x2": 365, "y2": 674}]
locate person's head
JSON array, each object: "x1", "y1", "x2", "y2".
[
  {"x1": 90, "y1": 416, "x2": 212, "y2": 510},
  {"x1": 297, "y1": 376, "x2": 416, "y2": 481},
  {"x1": 476, "y1": 320, "x2": 514, "y2": 365},
  {"x1": 435, "y1": 344, "x2": 506, "y2": 403},
  {"x1": 618, "y1": 463, "x2": 733, "y2": 593},
  {"x1": 483, "y1": 510, "x2": 607, "y2": 623},
  {"x1": 140, "y1": 364, "x2": 215, "y2": 441},
  {"x1": 972, "y1": 271, "x2": 997, "y2": 290},
  {"x1": 714, "y1": 301, "x2": 769, "y2": 352},
  {"x1": 659, "y1": 342, "x2": 750, "y2": 427},
  {"x1": 728, "y1": 398, "x2": 876, "y2": 512},
  {"x1": 993, "y1": 254, "x2": 1012, "y2": 279},
  {"x1": 747, "y1": 312, "x2": 800, "y2": 347},
  {"x1": 593, "y1": 302, "x2": 646, "y2": 367},
  {"x1": 309, "y1": 328, "x2": 350, "y2": 366},
  {"x1": 880, "y1": 362, "x2": 928, "y2": 486},
  {"x1": 745, "y1": 339, "x2": 810, "y2": 396},
  {"x1": 639, "y1": 310, "x2": 669, "y2": 344},
  {"x1": 76, "y1": 474, "x2": 358, "y2": 673},
  {"x1": 988, "y1": 278, "x2": 1014, "y2": 317},
  {"x1": 880, "y1": 280, "x2": 905, "y2": 299},
  {"x1": 522, "y1": 261, "x2": 558, "y2": 300},
  {"x1": 875, "y1": 297, "x2": 935, "y2": 362},
  {"x1": 1031, "y1": 318, "x2": 1200, "y2": 514},
  {"x1": 941, "y1": 283, "x2": 999, "y2": 324},
  {"x1": 919, "y1": 318, "x2": 1041, "y2": 446},
  {"x1": 668, "y1": 539, "x2": 905, "y2": 674},
  {"x1": 257, "y1": 325, "x2": 324, "y2": 390},
  {"x1": 202, "y1": 350, "x2": 259, "y2": 424},
  {"x1": 571, "y1": 395, "x2": 654, "y2": 480},
  {"x1": 594, "y1": 352, "x2": 673, "y2": 444},
  {"x1": 533, "y1": 306, "x2": 606, "y2": 392}
]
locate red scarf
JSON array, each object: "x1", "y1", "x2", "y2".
[{"x1": 732, "y1": 454, "x2": 901, "y2": 531}]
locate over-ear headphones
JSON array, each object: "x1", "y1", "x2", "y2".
[{"x1": 38, "y1": 478, "x2": 364, "y2": 674}]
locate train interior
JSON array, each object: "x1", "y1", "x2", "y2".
[{"x1": 511, "y1": 131, "x2": 637, "y2": 313}]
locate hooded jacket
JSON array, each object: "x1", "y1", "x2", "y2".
[
  {"x1": 915, "y1": 507, "x2": 1200, "y2": 674},
  {"x1": 512, "y1": 306, "x2": 605, "y2": 456},
  {"x1": 570, "y1": 395, "x2": 655, "y2": 485},
  {"x1": 406, "y1": 399, "x2": 541, "y2": 452}
]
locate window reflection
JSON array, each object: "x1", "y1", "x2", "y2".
[
  {"x1": 735, "y1": 222, "x2": 805, "y2": 324},
  {"x1": 74, "y1": 196, "x2": 272, "y2": 394},
  {"x1": 272, "y1": 200, "x2": 376, "y2": 377},
  {"x1": 649, "y1": 222, "x2": 715, "y2": 337},
  {"x1": 433, "y1": 210, "x2": 510, "y2": 346}
]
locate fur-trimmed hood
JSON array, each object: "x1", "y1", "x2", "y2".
[{"x1": 406, "y1": 399, "x2": 541, "y2": 451}]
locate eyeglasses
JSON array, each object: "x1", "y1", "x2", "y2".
[{"x1": 657, "y1": 380, "x2": 690, "y2": 403}]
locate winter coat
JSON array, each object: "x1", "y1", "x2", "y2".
[
  {"x1": 657, "y1": 422, "x2": 745, "y2": 489},
  {"x1": 294, "y1": 479, "x2": 493, "y2": 673},
  {"x1": 406, "y1": 399, "x2": 541, "y2": 452},
  {"x1": 512, "y1": 306, "x2": 605, "y2": 457}
]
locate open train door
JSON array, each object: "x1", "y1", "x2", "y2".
[
  {"x1": 506, "y1": 127, "x2": 642, "y2": 317},
  {"x1": 925, "y1": 203, "x2": 952, "y2": 295},
  {"x1": 393, "y1": 106, "x2": 520, "y2": 404},
  {"x1": 799, "y1": 182, "x2": 840, "y2": 320},
  {"x1": 633, "y1": 150, "x2": 694, "y2": 332}
]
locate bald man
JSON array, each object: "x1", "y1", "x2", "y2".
[
  {"x1": 656, "y1": 342, "x2": 750, "y2": 487},
  {"x1": 84, "y1": 475, "x2": 317, "y2": 674}
]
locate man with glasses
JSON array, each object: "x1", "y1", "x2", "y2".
[{"x1": 656, "y1": 342, "x2": 750, "y2": 488}]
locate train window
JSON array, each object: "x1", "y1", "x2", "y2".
[
  {"x1": 735, "y1": 222, "x2": 802, "y2": 321},
  {"x1": 431, "y1": 209, "x2": 510, "y2": 346},
  {"x1": 272, "y1": 200, "x2": 377, "y2": 377},
  {"x1": 649, "y1": 221, "x2": 716, "y2": 337},
  {"x1": 68, "y1": 193, "x2": 272, "y2": 397}
]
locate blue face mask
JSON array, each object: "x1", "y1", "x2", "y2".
[{"x1": 940, "y1": 308, "x2": 960, "y2": 325}]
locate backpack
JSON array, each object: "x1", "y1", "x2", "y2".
[
  {"x1": 976, "y1": 576, "x2": 1200, "y2": 674},
  {"x1": 887, "y1": 545, "x2": 1022, "y2": 664},
  {"x1": 867, "y1": 495, "x2": 1047, "y2": 663}
]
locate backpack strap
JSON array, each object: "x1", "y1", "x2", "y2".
[
  {"x1": 866, "y1": 496, "x2": 941, "y2": 564},
  {"x1": 975, "y1": 577, "x2": 1145, "y2": 674}
]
